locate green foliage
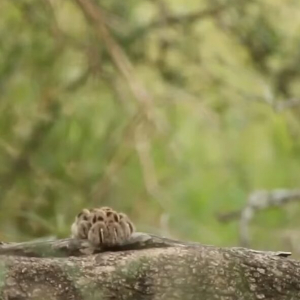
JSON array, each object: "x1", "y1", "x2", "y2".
[{"x1": 0, "y1": 0, "x2": 300, "y2": 253}]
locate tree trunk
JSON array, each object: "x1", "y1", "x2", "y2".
[{"x1": 0, "y1": 233, "x2": 299, "y2": 300}]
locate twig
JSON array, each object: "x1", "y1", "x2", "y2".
[
  {"x1": 242, "y1": 92, "x2": 300, "y2": 112},
  {"x1": 240, "y1": 189, "x2": 300, "y2": 246},
  {"x1": 91, "y1": 109, "x2": 143, "y2": 202},
  {"x1": 149, "y1": 4, "x2": 230, "y2": 28},
  {"x1": 217, "y1": 189, "x2": 300, "y2": 247},
  {"x1": 74, "y1": 0, "x2": 165, "y2": 133},
  {"x1": 134, "y1": 124, "x2": 159, "y2": 197},
  {"x1": 0, "y1": 95, "x2": 60, "y2": 193},
  {"x1": 122, "y1": 3, "x2": 234, "y2": 49},
  {"x1": 74, "y1": 0, "x2": 172, "y2": 203}
]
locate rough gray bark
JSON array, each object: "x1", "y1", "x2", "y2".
[{"x1": 0, "y1": 233, "x2": 299, "y2": 300}]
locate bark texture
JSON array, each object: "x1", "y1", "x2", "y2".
[{"x1": 0, "y1": 233, "x2": 299, "y2": 300}]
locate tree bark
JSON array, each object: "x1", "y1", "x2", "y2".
[{"x1": 0, "y1": 233, "x2": 299, "y2": 300}]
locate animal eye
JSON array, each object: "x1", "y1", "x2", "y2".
[
  {"x1": 107, "y1": 212, "x2": 112, "y2": 217},
  {"x1": 83, "y1": 216, "x2": 88, "y2": 221},
  {"x1": 114, "y1": 215, "x2": 119, "y2": 222},
  {"x1": 98, "y1": 216, "x2": 104, "y2": 221}
]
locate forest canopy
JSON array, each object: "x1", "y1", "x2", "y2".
[{"x1": 0, "y1": 0, "x2": 300, "y2": 255}]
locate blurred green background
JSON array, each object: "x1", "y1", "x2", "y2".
[{"x1": 1, "y1": 0, "x2": 300, "y2": 254}]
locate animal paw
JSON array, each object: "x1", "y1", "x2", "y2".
[{"x1": 71, "y1": 207, "x2": 135, "y2": 248}]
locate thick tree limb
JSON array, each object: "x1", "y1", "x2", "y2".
[
  {"x1": 0, "y1": 233, "x2": 291, "y2": 258},
  {"x1": 0, "y1": 233, "x2": 298, "y2": 300}
]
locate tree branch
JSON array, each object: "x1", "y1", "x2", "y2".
[
  {"x1": 0, "y1": 232, "x2": 291, "y2": 258},
  {"x1": 0, "y1": 233, "x2": 298, "y2": 300},
  {"x1": 217, "y1": 189, "x2": 300, "y2": 247}
]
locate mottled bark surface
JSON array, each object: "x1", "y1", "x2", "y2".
[{"x1": 0, "y1": 234, "x2": 299, "y2": 300}]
